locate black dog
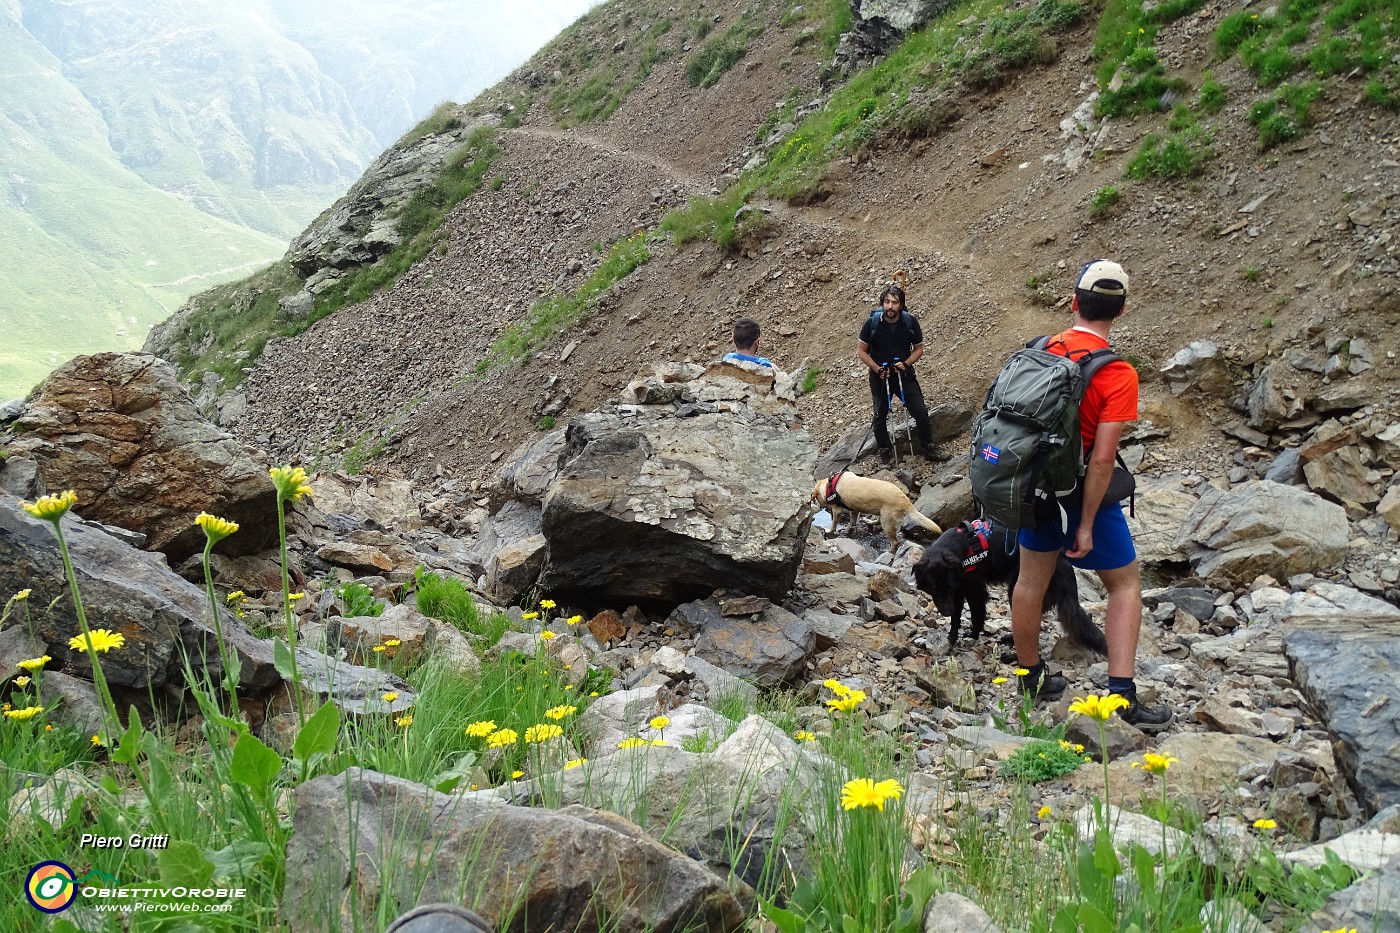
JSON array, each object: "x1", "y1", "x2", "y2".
[{"x1": 912, "y1": 519, "x2": 1108, "y2": 654}]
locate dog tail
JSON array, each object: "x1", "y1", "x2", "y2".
[
  {"x1": 1053, "y1": 561, "x2": 1108, "y2": 655},
  {"x1": 908, "y1": 509, "x2": 942, "y2": 535}
]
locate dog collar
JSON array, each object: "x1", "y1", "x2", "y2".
[{"x1": 824, "y1": 470, "x2": 847, "y2": 509}]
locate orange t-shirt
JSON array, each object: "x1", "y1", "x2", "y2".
[{"x1": 1042, "y1": 327, "x2": 1137, "y2": 452}]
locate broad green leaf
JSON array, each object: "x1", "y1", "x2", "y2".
[
  {"x1": 230, "y1": 732, "x2": 282, "y2": 794},
  {"x1": 158, "y1": 841, "x2": 215, "y2": 886},
  {"x1": 293, "y1": 700, "x2": 340, "y2": 763},
  {"x1": 110, "y1": 706, "x2": 145, "y2": 765},
  {"x1": 430, "y1": 751, "x2": 479, "y2": 794},
  {"x1": 1050, "y1": 907, "x2": 1079, "y2": 933},
  {"x1": 273, "y1": 637, "x2": 297, "y2": 681},
  {"x1": 207, "y1": 840, "x2": 272, "y2": 880},
  {"x1": 141, "y1": 731, "x2": 173, "y2": 801},
  {"x1": 758, "y1": 899, "x2": 807, "y2": 933},
  {"x1": 1077, "y1": 902, "x2": 1116, "y2": 933}
]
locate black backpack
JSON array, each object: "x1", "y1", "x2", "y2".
[{"x1": 968, "y1": 336, "x2": 1124, "y2": 531}]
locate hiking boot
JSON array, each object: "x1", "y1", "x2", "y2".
[
  {"x1": 922, "y1": 444, "x2": 951, "y2": 462},
  {"x1": 1114, "y1": 693, "x2": 1173, "y2": 733},
  {"x1": 385, "y1": 905, "x2": 494, "y2": 933},
  {"x1": 877, "y1": 446, "x2": 894, "y2": 465},
  {"x1": 1017, "y1": 668, "x2": 1067, "y2": 702}
]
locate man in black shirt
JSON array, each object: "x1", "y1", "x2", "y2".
[{"x1": 856, "y1": 284, "x2": 942, "y2": 464}]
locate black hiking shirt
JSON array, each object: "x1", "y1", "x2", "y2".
[{"x1": 858, "y1": 310, "x2": 923, "y2": 367}]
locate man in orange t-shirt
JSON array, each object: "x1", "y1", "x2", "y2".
[{"x1": 1011, "y1": 260, "x2": 1171, "y2": 733}]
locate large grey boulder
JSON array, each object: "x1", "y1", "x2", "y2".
[
  {"x1": 847, "y1": 0, "x2": 959, "y2": 51},
  {"x1": 1307, "y1": 854, "x2": 1400, "y2": 933},
  {"x1": 283, "y1": 769, "x2": 746, "y2": 933},
  {"x1": 678, "y1": 597, "x2": 816, "y2": 687},
  {"x1": 504, "y1": 715, "x2": 824, "y2": 895},
  {"x1": 1285, "y1": 617, "x2": 1400, "y2": 817},
  {"x1": 1126, "y1": 478, "x2": 1198, "y2": 566},
  {"x1": 7, "y1": 353, "x2": 278, "y2": 561},
  {"x1": 1172, "y1": 480, "x2": 1348, "y2": 583},
  {"x1": 0, "y1": 494, "x2": 278, "y2": 694},
  {"x1": 533, "y1": 409, "x2": 817, "y2": 605},
  {"x1": 1160, "y1": 339, "x2": 1233, "y2": 398}
]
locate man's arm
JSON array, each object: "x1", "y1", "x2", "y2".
[
  {"x1": 1066, "y1": 420, "x2": 1124, "y2": 559},
  {"x1": 903, "y1": 341, "x2": 924, "y2": 368},
  {"x1": 857, "y1": 341, "x2": 885, "y2": 376}
]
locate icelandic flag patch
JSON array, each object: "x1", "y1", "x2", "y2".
[{"x1": 980, "y1": 444, "x2": 1000, "y2": 463}]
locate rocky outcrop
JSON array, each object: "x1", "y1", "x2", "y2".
[
  {"x1": 674, "y1": 597, "x2": 816, "y2": 688},
  {"x1": 843, "y1": 0, "x2": 960, "y2": 55},
  {"x1": 283, "y1": 768, "x2": 747, "y2": 933},
  {"x1": 1160, "y1": 339, "x2": 1233, "y2": 398},
  {"x1": 477, "y1": 365, "x2": 818, "y2": 608},
  {"x1": 1284, "y1": 598, "x2": 1400, "y2": 816},
  {"x1": 0, "y1": 494, "x2": 279, "y2": 695},
  {"x1": 504, "y1": 715, "x2": 822, "y2": 894},
  {"x1": 1172, "y1": 480, "x2": 1348, "y2": 583},
  {"x1": 7, "y1": 353, "x2": 278, "y2": 562}
]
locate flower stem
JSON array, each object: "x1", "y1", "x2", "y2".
[
  {"x1": 201, "y1": 540, "x2": 240, "y2": 713},
  {"x1": 276, "y1": 495, "x2": 305, "y2": 727},
  {"x1": 53, "y1": 522, "x2": 118, "y2": 745}
]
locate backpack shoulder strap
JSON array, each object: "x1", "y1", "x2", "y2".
[
  {"x1": 1076, "y1": 348, "x2": 1122, "y2": 384},
  {"x1": 1026, "y1": 335, "x2": 1051, "y2": 351}
]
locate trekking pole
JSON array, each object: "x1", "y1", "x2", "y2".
[{"x1": 884, "y1": 364, "x2": 898, "y2": 467}]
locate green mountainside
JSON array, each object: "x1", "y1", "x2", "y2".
[{"x1": 0, "y1": 0, "x2": 593, "y2": 398}]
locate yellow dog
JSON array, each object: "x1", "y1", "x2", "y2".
[{"x1": 811, "y1": 469, "x2": 941, "y2": 544}]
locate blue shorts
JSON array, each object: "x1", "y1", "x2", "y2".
[{"x1": 1018, "y1": 500, "x2": 1137, "y2": 571}]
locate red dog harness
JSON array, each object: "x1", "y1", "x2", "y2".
[
  {"x1": 959, "y1": 519, "x2": 993, "y2": 573},
  {"x1": 824, "y1": 470, "x2": 847, "y2": 508}
]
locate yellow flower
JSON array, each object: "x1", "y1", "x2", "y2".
[
  {"x1": 563, "y1": 684, "x2": 573, "y2": 690},
  {"x1": 1320, "y1": 928, "x2": 1357, "y2": 933},
  {"x1": 793, "y1": 730, "x2": 817, "y2": 742},
  {"x1": 4, "y1": 705, "x2": 44, "y2": 721},
  {"x1": 1132, "y1": 752, "x2": 1178, "y2": 775},
  {"x1": 545, "y1": 705, "x2": 578, "y2": 720},
  {"x1": 396, "y1": 714, "x2": 413, "y2": 728},
  {"x1": 288, "y1": 592, "x2": 305, "y2": 602},
  {"x1": 522, "y1": 611, "x2": 539, "y2": 621},
  {"x1": 1068, "y1": 694, "x2": 1131, "y2": 722},
  {"x1": 589, "y1": 691, "x2": 599, "y2": 697},
  {"x1": 22, "y1": 490, "x2": 78, "y2": 522},
  {"x1": 14, "y1": 588, "x2": 32, "y2": 601},
  {"x1": 382, "y1": 692, "x2": 399, "y2": 703},
  {"x1": 465, "y1": 720, "x2": 497, "y2": 738},
  {"x1": 1037, "y1": 805, "x2": 1053, "y2": 819},
  {"x1": 650, "y1": 739, "x2": 668, "y2": 746},
  {"x1": 487, "y1": 728, "x2": 518, "y2": 747},
  {"x1": 823, "y1": 678, "x2": 851, "y2": 697},
  {"x1": 566, "y1": 615, "x2": 582, "y2": 626},
  {"x1": 226, "y1": 590, "x2": 245, "y2": 602},
  {"x1": 69, "y1": 629, "x2": 125, "y2": 653},
  {"x1": 383, "y1": 638, "x2": 401, "y2": 648},
  {"x1": 874, "y1": 778, "x2": 904, "y2": 803},
  {"x1": 992, "y1": 676, "x2": 1008, "y2": 685},
  {"x1": 540, "y1": 599, "x2": 557, "y2": 610},
  {"x1": 826, "y1": 689, "x2": 867, "y2": 714},
  {"x1": 373, "y1": 645, "x2": 386, "y2": 653},
  {"x1": 91, "y1": 734, "x2": 104, "y2": 747},
  {"x1": 45, "y1": 724, "x2": 52, "y2": 732},
  {"x1": 1253, "y1": 818, "x2": 1278, "y2": 830},
  {"x1": 1013, "y1": 667, "x2": 1030, "y2": 677},
  {"x1": 194, "y1": 512, "x2": 239, "y2": 542},
  {"x1": 840, "y1": 777, "x2": 902, "y2": 812},
  {"x1": 511, "y1": 770, "x2": 524, "y2": 779},
  {"x1": 539, "y1": 630, "x2": 557, "y2": 641},
  {"x1": 524, "y1": 723, "x2": 563, "y2": 743},
  {"x1": 617, "y1": 737, "x2": 648, "y2": 749},
  {"x1": 649, "y1": 715, "x2": 670, "y2": 731},
  {"x1": 563, "y1": 757, "x2": 586, "y2": 770},
  {"x1": 17, "y1": 655, "x2": 51, "y2": 672},
  {"x1": 14, "y1": 676, "x2": 31, "y2": 687},
  {"x1": 270, "y1": 466, "x2": 313, "y2": 502}
]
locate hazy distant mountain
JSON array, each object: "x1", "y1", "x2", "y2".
[{"x1": 0, "y1": 0, "x2": 593, "y2": 396}]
